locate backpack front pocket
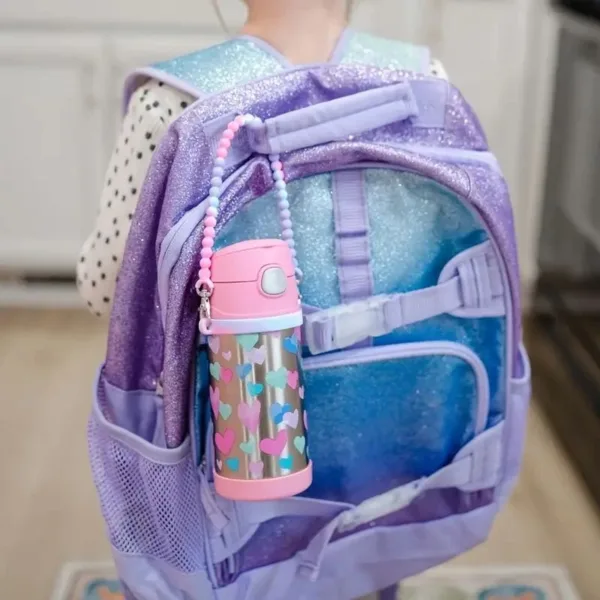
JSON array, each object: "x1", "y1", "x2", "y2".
[{"x1": 302, "y1": 341, "x2": 490, "y2": 504}]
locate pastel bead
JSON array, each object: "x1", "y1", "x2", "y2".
[
  {"x1": 269, "y1": 154, "x2": 280, "y2": 162},
  {"x1": 209, "y1": 198, "x2": 219, "y2": 208},
  {"x1": 235, "y1": 115, "x2": 245, "y2": 125},
  {"x1": 287, "y1": 239, "x2": 296, "y2": 249},
  {"x1": 275, "y1": 181, "x2": 286, "y2": 190},
  {"x1": 205, "y1": 216, "x2": 217, "y2": 228},
  {"x1": 228, "y1": 121, "x2": 240, "y2": 133},
  {"x1": 200, "y1": 258, "x2": 212, "y2": 269},
  {"x1": 282, "y1": 229, "x2": 293, "y2": 240},
  {"x1": 210, "y1": 177, "x2": 222, "y2": 187},
  {"x1": 217, "y1": 148, "x2": 228, "y2": 159},
  {"x1": 278, "y1": 199, "x2": 290, "y2": 210},
  {"x1": 244, "y1": 114, "x2": 255, "y2": 124},
  {"x1": 201, "y1": 247, "x2": 213, "y2": 259},
  {"x1": 199, "y1": 268, "x2": 211, "y2": 280},
  {"x1": 223, "y1": 129, "x2": 235, "y2": 140},
  {"x1": 271, "y1": 161, "x2": 283, "y2": 172},
  {"x1": 209, "y1": 187, "x2": 220, "y2": 197},
  {"x1": 273, "y1": 170, "x2": 284, "y2": 181},
  {"x1": 204, "y1": 226, "x2": 216, "y2": 238},
  {"x1": 280, "y1": 209, "x2": 291, "y2": 220},
  {"x1": 202, "y1": 238, "x2": 214, "y2": 248},
  {"x1": 212, "y1": 166, "x2": 224, "y2": 177},
  {"x1": 215, "y1": 157, "x2": 225, "y2": 167},
  {"x1": 281, "y1": 219, "x2": 292, "y2": 230},
  {"x1": 289, "y1": 248, "x2": 297, "y2": 258},
  {"x1": 206, "y1": 207, "x2": 218, "y2": 217}
]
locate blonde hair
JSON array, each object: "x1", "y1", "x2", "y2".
[{"x1": 212, "y1": 0, "x2": 354, "y2": 32}]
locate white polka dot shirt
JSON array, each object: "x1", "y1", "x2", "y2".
[{"x1": 77, "y1": 59, "x2": 448, "y2": 316}]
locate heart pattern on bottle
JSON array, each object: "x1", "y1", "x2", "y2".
[
  {"x1": 293, "y1": 436, "x2": 306, "y2": 454},
  {"x1": 270, "y1": 402, "x2": 292, "y2": 425},
  {"x1": 208, "y1": 336, "x2": 220, "y2": 354},
  {"x1": 209, "y1": 386, "x2": 220, "y2": 418},
  {"x1": 283, "y1": 335, "x2": 298, "y2": 355},
  {"x1": 238, "y1": 400, "x2": 261, "y2": 433},
  {"x1": 287, "y1": 370, "x2": 299, "y2": 390},
  {"x1": 282, "y1": 409, "x2": 299, "y2": 429},
  {"x1": 236, "y1": 334, "x2": 259, "y2": 351},
  {"x1": 247, "y1": 382, "x2": 264, "y2": 397},
  {"x1": 249, "y1": 461, "x2": 264, "y2": 478},
  {"x1": 266, "y1": 367, "x2": 288, "y2": 389},
  {"x1": 239, "y1": 436, "x2": 256, "y2": 455},
  {"x1": 259, "y1": 430, "x2": 288, "y2": 456},
  {"x1": 215, "y1": 429, "x2": 235, "y2": 455},
  {"x1": 209, "y1": 362, "x2": 221, "y2": 381},
  {"x1": 279, "y1": 456, "x2": 293, "y2": 470},
  {"x1": 219, "y1": 402, "x2": 232, "y2": 420},
  {"x1": 236, "y1": 363, "x2": 252, "y2": 379},
  {"x1": 244, "y1": 345, "x2": 266, "y2": 365},
  {"x1": 221, "y1": 368, "x2": 233, "y2": 384}
]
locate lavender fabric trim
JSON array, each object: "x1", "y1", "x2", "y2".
[{"x1": 333, "y1": 170, "x2": 373, "y2": 302}]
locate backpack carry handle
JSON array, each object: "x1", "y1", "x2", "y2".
[{"x1": 249, "y1": 82, "x2": 420, "y2": 155}]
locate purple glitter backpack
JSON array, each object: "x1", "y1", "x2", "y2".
[{"x1": 88, "y1": 34, "x2": 531, "y2": 599}]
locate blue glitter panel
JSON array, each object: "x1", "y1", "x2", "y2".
[
  {"x1": 216, "y1": 174, "x2": 339, "y2": 308},
  {"x1": 153, "y1": 38, "x2": 284, "y2": 95},
  {"x1": 302, "y1": 350, "x2": 478, "y2": 504}
]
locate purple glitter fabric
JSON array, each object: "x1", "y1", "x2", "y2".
[{"x1": 103, "y1": 65, "x2": 519, "y2": 448}]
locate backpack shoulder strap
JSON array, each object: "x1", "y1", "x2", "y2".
[
  {"x1": 337, "y1": 30, "x2": 431, "y2": 74},
  {"x1": 122, "y1": 37, "x2": 287, "y2": 114}
]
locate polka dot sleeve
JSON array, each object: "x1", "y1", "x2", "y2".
[
  {"x1": 430, "y1": 58, "x2": 448, "y2": 80},
  {"x1": 77, "y1": 80, "x2": 194, "y2": 317}
]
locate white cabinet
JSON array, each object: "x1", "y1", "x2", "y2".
[
  {"x1": 389, "y1": 0, "x2": 556, "y2": 291},
  {"x1": 0, "y1": 33, "x2": 106, "y2": 272}
]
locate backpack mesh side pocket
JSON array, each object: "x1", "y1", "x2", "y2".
[{"x1": 87, "y1": 387, "x2": 206, "y2": 573}]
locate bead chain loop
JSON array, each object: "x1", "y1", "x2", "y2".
[{"x1": 196, "y1": 114, "x2": 301, "y2": 325}]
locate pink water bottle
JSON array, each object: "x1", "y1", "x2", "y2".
[{"x1": 196, "y1": 114, "x2": 312, "y2": 502}]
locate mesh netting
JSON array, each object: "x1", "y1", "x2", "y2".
[{"x1": 88, "y1": 411, "x2": 206, "y2": 573}]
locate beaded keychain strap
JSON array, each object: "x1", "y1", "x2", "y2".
[{"x1": 196, "y1": 114, "x2": 300, "y2": 334}]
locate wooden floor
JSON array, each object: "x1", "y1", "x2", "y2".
[{"x1": 1, "y1": 310, "x2": 599, "y2": 599}]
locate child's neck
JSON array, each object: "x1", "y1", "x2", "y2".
[{"x1": 241, "y1": 0, "x2": 349, "y2": 65}]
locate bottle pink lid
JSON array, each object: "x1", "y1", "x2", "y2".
[{"x1": 210, "y1": 239, "x2": 299, "y2": 320}]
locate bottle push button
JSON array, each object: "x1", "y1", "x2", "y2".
[{"x1": 261, "y1": 266, "x2": 287, "y2": 296}]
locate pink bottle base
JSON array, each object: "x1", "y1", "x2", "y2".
[{"x1": 214, "y1": 463, "x2": 313, "y2": 502}]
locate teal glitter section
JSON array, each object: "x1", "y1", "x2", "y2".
[
  {"x1": 153, "y1": 39, "x2": 284, "y2": 95},
  {"x1": 216, "y1": 174, "x2": 338, "y2": 308},
  {"x1": 366, "y1": 170, "x2": 488, "y2": 295},
  {"x1": 340, "y1": 31, "x2": 428, "y2": 72},
  {"x1": 363, "y1": 169, "x2": 505, "y2": 425}
]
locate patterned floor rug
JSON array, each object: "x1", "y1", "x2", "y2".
[{"x1": 50, "y1": 562, "x2": 582, "y2": 600}]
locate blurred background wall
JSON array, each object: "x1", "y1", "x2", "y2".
[{"x1": 0, "y1": 0, "x2": 555, "y2": 308}]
